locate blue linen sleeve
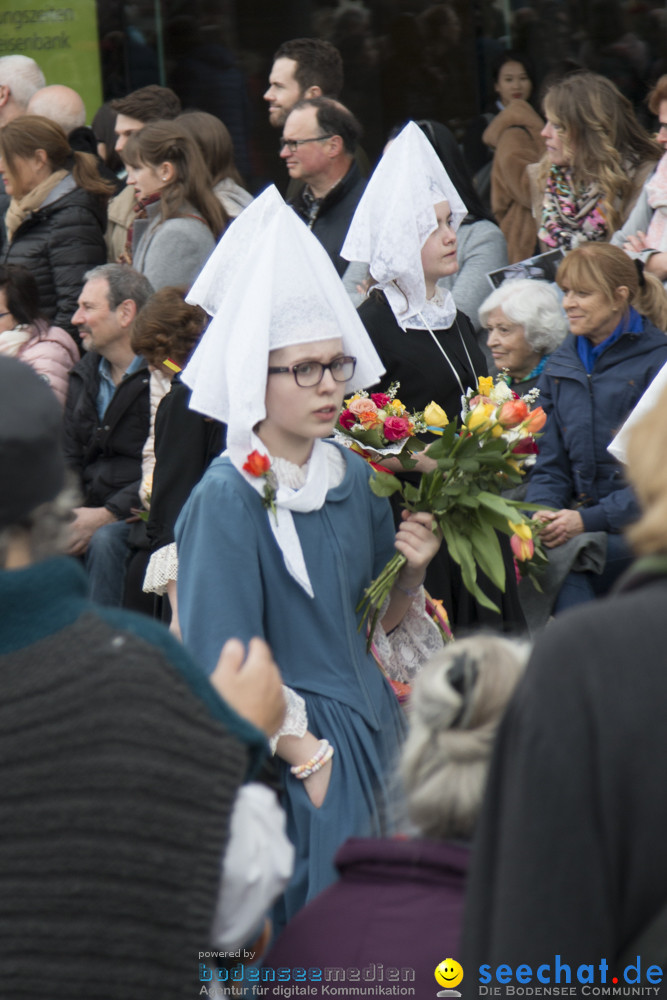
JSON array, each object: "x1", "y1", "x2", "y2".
[{"x1": 176, "y1": 466, "x2": 266, "y2": 676}]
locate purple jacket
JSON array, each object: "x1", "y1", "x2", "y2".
[{"x1": 263, "y1": 836, "x2": 469, "y2": 997}]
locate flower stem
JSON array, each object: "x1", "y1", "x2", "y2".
[{"x1": 357, "y1": 551, "x2": 408, "y2": 651}]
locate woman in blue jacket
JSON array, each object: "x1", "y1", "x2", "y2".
[{"x1": 526, "y1": 243, "x2": 667, "y2": 611}]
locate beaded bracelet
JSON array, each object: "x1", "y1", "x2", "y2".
[{"x1": 291, "y1": 739, "x2": 334, "y2": 780}]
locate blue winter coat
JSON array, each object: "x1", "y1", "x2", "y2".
[{"x1": 525, "y1": 318, "x2": 667, "y2": 533}]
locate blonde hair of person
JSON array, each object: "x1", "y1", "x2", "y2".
[
  {"x1": 537, "y1": 72, "x2": 662, "y2": 234},
  {"x1": 556, "y1": 243, "x2": 667, "y2": 331},
  {"x1": 0, "y1": 115, "x2": 115, "y2": 199},
  {"x1": 123, "y1": 120, "x2": 228, "y2": 240},
  {"x1": 400, "y1": 635, "x2": 528, "y2": 840},
  {"x1": 626, "y1": 384, "x2": 667, "y2": 557}
]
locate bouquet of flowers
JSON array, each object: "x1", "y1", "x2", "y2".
[
  {"x1": 334, "y1": 382, "x2": 426, "y2": 471},
  {"x1": 357, "y1": 375, "x2": 549, "y2": 644}
]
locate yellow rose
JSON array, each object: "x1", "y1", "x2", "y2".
[
  {"x1": 509, "y1": 520, "x2": 532, "y2": 541},
  {"x1": 491, "y1": 423, "x2": 505, "y2": 438},
  {"x1": 423, "y1": 401, "x2": 449, "y2": 427},
  {"x1": 478, "y1": 376, "x2": 494, "y2": 397},
  {"x1": 391, "y1": 399, "x2": 404, "y2": 411},
  {"x1": 466, "y1": 402, "x2": 495, "y2": 432},
  {"x1": 345, "y1": 393, "x2": 361, "y2": 406}
]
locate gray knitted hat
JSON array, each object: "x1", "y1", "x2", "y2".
[{"x1": 0, "y1": 356, "x2": 65, "y2": 528}]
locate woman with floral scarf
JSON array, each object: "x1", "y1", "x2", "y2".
[{"x1": 528, "y1": 72, "x2": 660, "y2": 252}]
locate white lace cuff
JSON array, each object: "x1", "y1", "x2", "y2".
[
  {"x1": 269, "y1": 685, "x2": 308, "y2": 754},
  {"x1": 374, "y1": 588, "x2": 447, "y2": 684},
  {"x1": 143, "y1": 543, "x2": 178, "y2": 595}
]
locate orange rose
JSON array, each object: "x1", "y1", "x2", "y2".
[{"x1": 359, "y1": 409, "x2": 383, "y2": 429}]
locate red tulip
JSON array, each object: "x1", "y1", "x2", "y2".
[
  {"x1": 497, "y1": 399, "x2": 529, "y2": 428},
  {"x1": 522, "y1": 406, "x2": 547, "y2": 433},
  {"x1": 243, "y1": 450, "x2": 271, "y2": 477}
]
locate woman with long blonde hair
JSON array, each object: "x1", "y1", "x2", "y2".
[{"x1": 529, "y1": 72, "x2": 661, "y2": 251}]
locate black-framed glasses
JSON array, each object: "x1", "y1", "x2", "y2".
[
  {"x1": 268, "y1": 355, "x2": 356, "y2": 387},
  {"x1": 279, "y1": 134, "x2": 334, "y2": 153}
]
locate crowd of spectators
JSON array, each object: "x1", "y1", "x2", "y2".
[{"x1": 1, "y1": 29, "x2": 667, "y2": 997}]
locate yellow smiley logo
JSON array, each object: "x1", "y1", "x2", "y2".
[{"x1": 435, "y1": 958, "x2": 464, "y2": 989}]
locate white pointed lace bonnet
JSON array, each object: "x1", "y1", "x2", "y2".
[{"x1": 341, "y1": 120, "x2": 467, "y2": 330}]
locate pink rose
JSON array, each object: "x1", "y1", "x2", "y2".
[
  {"x1": 348, "y1": 397, "x2": 378, "y2": 416},
  {"x1": 371, "y1": 392, "x2": 391, "y2": 407},
  {"x1": 339, "y1": 409, "x2": 356, "y2": 430},
  {"x1": 383, "y1": 415, "x2": 412, "y2": 441}
]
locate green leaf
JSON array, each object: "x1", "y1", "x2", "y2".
[
  {"x1": 426, "y1": 422, "x2": 458, "y2": 457},
  {"x1": 402, "y1": 481, "x2": 421, "y2": 504},
  {"x1": 468, "y1": 517, "x2": 506, "y2": 591},
  {"x1": 458, "y1": 458, "x2": 480, "y2": 473},
  {"x1": 348, "y1": 427, "x2": 384, "y2": 449},
  {"x1": 369, "y1": 471, "x2": 402, "y2": 497},
  {"x1": 477, "y1": 491, "x2": 527, "y2": 521},
  {"x1": 440, "y1": 518, "x2": 501, "y2": 614}
]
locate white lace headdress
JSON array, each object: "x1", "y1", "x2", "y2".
[
  {"x1": 341, "y1": 120, "x2": 467, "y2": 331},
  {"x1": 182, "y1": 187, "x2": 385, "y2": 596},
  {"x1": 187, "y1": 184, "x2": 285, "y2": 316}
]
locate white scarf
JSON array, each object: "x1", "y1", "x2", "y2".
[
  {"x1": 0, "y1": 326, "x2": 32, "y2": 358},
  {"x1": 230, "y1": 433, "x2": 337, "y2": 597}
]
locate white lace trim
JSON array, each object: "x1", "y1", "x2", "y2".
[
  {"x1": 374, "y1": 588, "x2": 447, "y2": 684},
  {"x1": 271, "y1": 444, "x2": 346, "y2": 490},
  {"x1": 143, "y1": 542, "x2": 178, "y2": 595},
  {"x1": 269, "y1": 685, "x2": 308, "y2": 753}
]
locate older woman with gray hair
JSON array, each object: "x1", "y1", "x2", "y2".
[{"x1": 479, "y1": 278, "x2": 567, "y2": 392}]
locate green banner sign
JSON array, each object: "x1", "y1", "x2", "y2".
[{"x1": 0, "y1": 1, "x2": 103, "y2": 124}]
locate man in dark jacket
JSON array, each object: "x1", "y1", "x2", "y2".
[
  {"x1": 65, "y1": 263, "x2": 153, "y2": 605},
  {"x1": 282, "y1": 97, "x2": 366, "y2": 279}
]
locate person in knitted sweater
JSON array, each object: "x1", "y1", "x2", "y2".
[{"x1": 0, "y1": 355, "x2": 288, "y2": 999}]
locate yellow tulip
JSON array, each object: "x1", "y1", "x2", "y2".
[
  {"x1": 466, "y1": 402, "x2": 495, "y2": 432},
  {"x1": 391, "y1": 399, "x2": 404, "y2": 411},
  {"x1": 424, "y1": 401, "x2": 449, "y2": 427},
  {"x1": 509, "y1": 520, "x2": 532, "y2": 541},
  {"x1": 478, "y1": 376, "x2": 494, "y2": 397}
]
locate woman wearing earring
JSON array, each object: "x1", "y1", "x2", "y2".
[
  {"x1": 175, "y1": 191, "x2": 443, "y2": 928},
  {"x1": 343, "y1": 122, "x2": 524, "y2": 632},
  {"x1": 122, "y1": 121, "x2": 227, "y2": 290}
]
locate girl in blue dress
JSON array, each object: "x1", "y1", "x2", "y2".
[{"x1": 175, "y1": 190, "x2": 442, "y2": 928}]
